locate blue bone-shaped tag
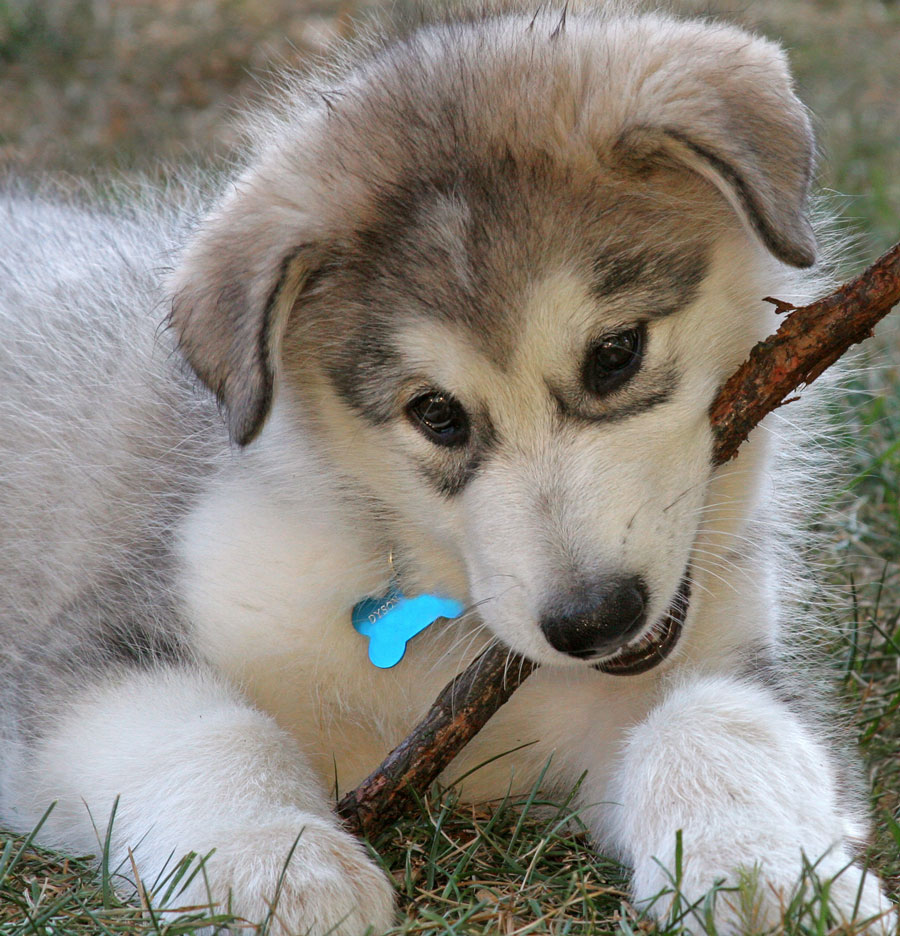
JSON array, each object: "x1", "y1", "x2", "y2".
[{"x1": 352, "y1": 585, "x2": 464, "y2": 668}]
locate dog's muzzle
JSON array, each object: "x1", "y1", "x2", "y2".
[
  {"x1": 537, "y1": 570, "x2": 691, "y2": 674},
  {"x1": 594, "y1": 571, "x2": 692, "y2": 676},
  {"x1": 539, "y1": 575, "x2": 649, "y2": 659}
]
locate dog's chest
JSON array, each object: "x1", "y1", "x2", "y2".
[
  {"x1": 174, "y1": 476, "x2": 477, "y2": 784},
  {"x1": 175, "y1": 469, "x2": 658, "y2": 797}
]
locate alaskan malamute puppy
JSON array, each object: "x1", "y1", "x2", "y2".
[{"x1": 0, "y1": 4, "x2": 894, "y2": 933}]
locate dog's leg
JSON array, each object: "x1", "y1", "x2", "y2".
[
  {"x1": 596, "y1": 676, "x2": 894, "y2": 933},
  {"x1": 10, "y1": 665, "x2": 394, "y2": 936}
]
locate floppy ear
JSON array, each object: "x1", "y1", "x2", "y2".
[
  {"x1": 613, "y1": 22, "x2": 817, "y2": 268},
  {"x1": 169, "y1": 184, "x2": 320, "y2": 446}
]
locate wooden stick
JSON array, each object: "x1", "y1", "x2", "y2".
[
  {"x1": 710, "y1": 240, "x2": 900, "y2": 464},
  {"x1": 337, "y1": 239, "x2": 900, "y2": 839},
  {"x1": 337, "y1": 646, "x2": 537, "y2": 837}
]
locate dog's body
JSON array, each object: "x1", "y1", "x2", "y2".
[{"x1": 0, "y1": 5, "x2": 893, "y2": 933}]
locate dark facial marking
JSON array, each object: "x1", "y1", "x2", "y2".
[
  {"x1": 415, "y1": 456, "x2": 477, "y2": 498},
  {"x1": 551, "y1": 367, "x2": 678, "y2": 424},
  {"x1": 413, "y1": 408, "x2": 498, "y2": 497},
  {"x1": 325, "y1": 322, "x2": 401, "y2": 425},
  {"x1": 591, "y1": 247, "x2": 709, "y2": 317},
  {"x1": 591, "y1": 253, "x2": 647, "y2": 296}
]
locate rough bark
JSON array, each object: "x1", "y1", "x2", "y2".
[
  {"x1": 337, "y1": 647, "x2": 537, "y2": 837},
  {"x1": 711, "y1": 239, "x2": 900, "y2": 463},
  {"x1": 337, "y1": 239, "x2": 900, "y2": 839}
]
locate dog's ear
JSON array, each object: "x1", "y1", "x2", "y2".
[
  {"x1": 169, "y1": 184, "x2": 322, "y2": 446},
  {"x1": 612, "y1": 22, "x2": 817, "y2": 268}
]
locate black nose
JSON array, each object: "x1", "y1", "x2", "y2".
[{"x1": 539, "y1": 576, "x2": 649, "y2": 659}]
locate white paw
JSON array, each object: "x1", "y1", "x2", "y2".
[
  {"x1": 632, "y1": 851, "x2": 896, "y2": 935},
  {"x1": 818, "y1": 859, "x2": 897, "y2": 935},
  {"x1": 153, "y1": 814, "x2": 395, "y2": 936}
]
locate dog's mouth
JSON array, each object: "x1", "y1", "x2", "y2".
[{"x1": 592, "y1": 570, "x2": 692, "y2": 676}]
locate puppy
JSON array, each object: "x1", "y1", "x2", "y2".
[{"x1": 0, "y1": 3, "x2": 893, "y2": 933}]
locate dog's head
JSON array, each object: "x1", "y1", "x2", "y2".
[{"x1": 170, "y1": 8, "x2": 816, "y2": 666}]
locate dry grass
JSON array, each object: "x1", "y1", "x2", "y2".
[{"x1": 1, "y1": 0, "x2": 898, "y2": 247}]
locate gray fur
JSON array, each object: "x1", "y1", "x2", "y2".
[
  {"x1": 0, "y1": 188, "x2": 221, "y2": 724},
  {"x1": 170, "y1": 5, "x2": 818, "y2": 445},
  {"x1": 1, "y1": 6, "x2": 890, "y2": 933}
]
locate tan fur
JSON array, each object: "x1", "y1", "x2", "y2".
[{"x1": 1, "y1": 5, "x2": 894, "y2": 934}]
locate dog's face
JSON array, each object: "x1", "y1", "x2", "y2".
[
  {"x1": 277, "y1": 167, "x2": 755, "y2": 666},
  {"x1": 170, "y1": 8, "x2": 816, "y2": 666}
]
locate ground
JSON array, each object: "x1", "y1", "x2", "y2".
[{"x1": 1, "y1": 1, "x2": 898, "y2": 933}]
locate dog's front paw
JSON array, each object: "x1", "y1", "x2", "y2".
[
  {"x1": 633, "y1": 849, "x2": 896, "y2": 935},
  {"x1": 814, "y1": 858, "x2": 897, "y2": 935},
  {"x1": 158, "y1": 813, "x2": 395, "y2": 936}
]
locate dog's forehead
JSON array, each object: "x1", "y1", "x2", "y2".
[
  {"x1": 345, "y1": 162, "x2": 709, "y2": 365},
  {"x1": 346, "y1": 158, "x2": 581, "y2": 359},
  {"x1": 392, "y1": 271, "x2": 593, "y2": 401},
  {"x1": 304, "y1": 148, "x2": 713, "y2": 430}
]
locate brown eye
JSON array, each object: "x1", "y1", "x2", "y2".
[
  {"x1": 406, "y1": 391, "x2": 470, "y2": 446},
  {"x1": 583, "y1": 325, "x2": 644, "y2": 396}
]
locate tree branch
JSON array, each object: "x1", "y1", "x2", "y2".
[
  {"x1": 709, "y1": 240, "x2": 900, "y2": 464},
  {"x1": 337, "y1": 238, "x2": 900, "y2": 840}
]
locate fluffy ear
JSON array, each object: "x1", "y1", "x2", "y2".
[
  {"x1": 169, "y1": 185, "x2": 320, "y2": 446},
  {"x1": 613, "y1": 21, "x2": 817, "y2": 268}
]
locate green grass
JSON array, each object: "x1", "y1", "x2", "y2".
[
  {"x1": 1, "y1": 0, "x2": 899, "y2": 933},
  {"x1": 2, "y1": 297, "x2": 898, "y2": 936},
  {"x1": 828, "y1": 341, "x2": 900, "y2": 895}
]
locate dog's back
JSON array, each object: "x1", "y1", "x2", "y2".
[{"x1": 0, "y1": 192, "x2": 222, "y2": 712}]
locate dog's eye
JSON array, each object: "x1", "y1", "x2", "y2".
[
  {"x1": 405, "y1": 391, "x2": 470, "y2": 446},
  {"x1": 584, "y1": 325, "x2": 644, "y2": 396}
]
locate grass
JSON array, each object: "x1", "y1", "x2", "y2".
[
  {"x1": 1, "y1": 0, "x2": 898, "y2": 250},
  {"x1": 830, "y1": 351, "x2": 900, "y2": 893},
  {"x1": 1, "y1": 0, "x2": 899, "y2": 933}
]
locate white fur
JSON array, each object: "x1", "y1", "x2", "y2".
[
  {"x1": 602, "y1": 677, "x2": 892, "y2": 931},
  {"x1": 1, "y1": 5, "x2": 895, "y2": 935},
  {"x1": 22, "y1": 668, "x2": 394, "y2": 934}
]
